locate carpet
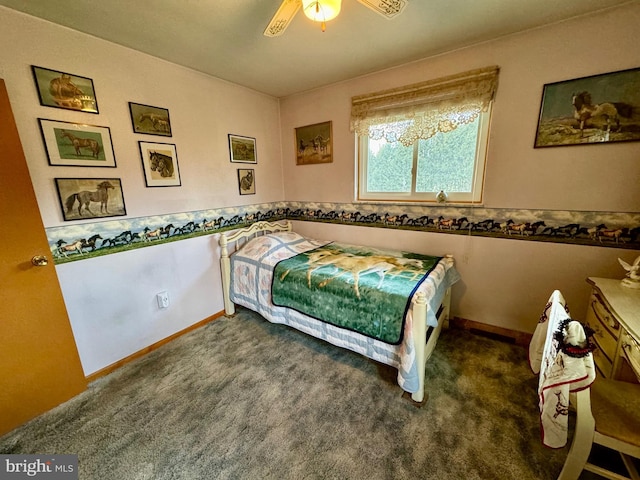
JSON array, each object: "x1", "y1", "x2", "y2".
[{"x1": 0, "y1": 308, "x2": 602, "y2": 479}]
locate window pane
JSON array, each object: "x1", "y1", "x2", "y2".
[
  {"x1": 366, "y1": 138, "x2": 413, "y2": 192},
  {"x1": 416, "y1": 119, "x2": 479, "y2": 193}
]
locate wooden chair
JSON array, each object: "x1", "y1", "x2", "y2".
[{"x1": 558, "y1": 376, "x2": 640, "y2": 480}]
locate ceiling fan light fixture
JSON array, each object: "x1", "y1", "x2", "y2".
[{"x1": 302, "y1": 0, "x2": 341, "y2": 24}]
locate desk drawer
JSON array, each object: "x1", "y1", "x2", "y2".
[
  {"x1": 621, "y1": 330, "x2": 640, "y2": 382},
  {"x1": 592, "y1": 346, "x2": 613, "y2": 378},
  {"x1": 585, "y1": 292, "x2": 619, "y2": 363},
  {"x1": 589, "y1": 292, "x2": 621, "y2": 336}
]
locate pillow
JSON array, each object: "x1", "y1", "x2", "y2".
[{"x1": 235, "y1": 231, "x2": 306, "y2": 259}]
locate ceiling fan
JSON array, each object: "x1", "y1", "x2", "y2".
[{"x1": 264, "y1": 0, "x2": 408, "y2": 37}]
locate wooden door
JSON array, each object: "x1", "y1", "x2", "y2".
[{"x1": 0, "y1": 79, "x2": 86, "y2": 436}]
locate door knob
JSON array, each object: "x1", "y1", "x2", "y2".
[{"x1": 31, "y1": 255, "x2": 49, "y2": 266}]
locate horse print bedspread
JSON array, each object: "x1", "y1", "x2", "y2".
[{"x1": 272, "y1": 243, "x2": 442, "y2": 344}]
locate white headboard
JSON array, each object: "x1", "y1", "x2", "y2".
[{"x1": 218, "y1": 220, "x2": 291, "y2": 315}]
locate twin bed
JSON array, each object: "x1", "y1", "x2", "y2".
[{"x1": 219, "y1": 220, "x2": 460, "y2": 403}]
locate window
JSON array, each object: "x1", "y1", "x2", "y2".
[{"x1": 351, "y1": 67, "x2": 499, "y2": 204}]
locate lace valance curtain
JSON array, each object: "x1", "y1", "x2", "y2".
[{"x1": 350, "y1": 66, "x2": 500, "y2": 146}]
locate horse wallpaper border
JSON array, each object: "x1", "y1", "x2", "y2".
[
  {"x1": 45, "y1": 201, "x2": 640, "y2": 265},
  {"x1": 31, "y1": 65, "x2": 99, "y2": 114},
  {"x1": 138, "y1": 141, "x2": 182, "y2": 187},
  {"x1": 228, "y1": 134, "x2": 257, "y2": 163},
  {"x1": 534, "y1": 66, "x2": 640, "y2": 147},
  {"x1": 54, "y1": 178, "x2": 126, "y2": 222},
  {"x1": 38, "y1": 118, "x2": 116, "y2": 167},
  {"x1": 128, "y1": 102, "x2": 172, "y2": 137}
]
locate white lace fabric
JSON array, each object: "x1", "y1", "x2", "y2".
[{"x1": 350, "y1": 66, "x2": 500, "y2": 146}]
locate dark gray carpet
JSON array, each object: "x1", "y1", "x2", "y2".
[{"x1": 0, "y1": 308, "x2": 598, "y2": 479}]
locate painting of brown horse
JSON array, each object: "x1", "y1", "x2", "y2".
[
  {"x1": 39, "y1": 119, "x2": 115, "y2": 167},
  {"x1": 55, "y1": 178, "x2": 126, "y2": 221},
  {"x1": 60, "y1": 130, "x2": 101, "y2": 158},
  {"x1": 534, "y1": 67, "x2": 640, "y2": 147}
]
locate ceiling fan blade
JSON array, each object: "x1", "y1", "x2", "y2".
[
  {"x1": 264, "y1": 0, "x2": 302, "y2": 37},
  {"x1": 357, "y1": 0, "x2": 407, "y2": 19}
]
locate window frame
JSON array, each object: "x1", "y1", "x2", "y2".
[{"x1": 356, "y1": 106, "x2": 492, "y2": 204}]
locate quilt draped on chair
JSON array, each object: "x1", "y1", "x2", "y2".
[{"x1": 530, "y1": 290, "x2": 596, "y2": 448}]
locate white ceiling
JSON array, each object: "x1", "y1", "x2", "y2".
[{"x1": 0, "y1": 0, "x2": 633, "y2": 98}]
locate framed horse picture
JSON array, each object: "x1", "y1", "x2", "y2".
[
  {"x1": 39, "y1": 119, "x2": 116, "y2": 167},
  {"x1": 534, "y1": 67, "x2": 640, "y2": 147},
  {"x1": 228, "y1": 134, "x2": 257, "y2": 163},
  {"x1": 55, "y1": 178, "x2": 126, "y2": 222},
  {"x1": 295, "y1": 121, "x2": 333, "y2": 165},
  {"x1": 129, "y1": 102, "x2": 172, "y2": 137},
  {"x1": 138, "y1": 141, "x2": 181, "y2": 187},
  {"x1": 237, "y1": 168, "x2": 255, "y2": 195},
  {"x1": 31, "y1": 66, "x2": 99, "y2": 114}
]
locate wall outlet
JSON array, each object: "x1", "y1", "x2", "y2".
[{"x1": 157, "y1": 291, "x2": 170, "y2": 309}]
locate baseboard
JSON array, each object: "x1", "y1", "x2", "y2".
[
  {"x1": 449, "y1": 317, "x2": 532, "y2": 347},
  {"x1": 85, "y1": 310, "x2": 225, "y2": 383}
]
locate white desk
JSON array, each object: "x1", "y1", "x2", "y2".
[{"x1": 585, "y1": 277, "x2": 640, "y2": 383}]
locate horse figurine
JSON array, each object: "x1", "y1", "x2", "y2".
[
  {"x1": 619, "y1": 256, "x2": 640, "y2": 289},
  {"x1": 572, "y1": 91, "x2": 632, "y2": 138},
  {"x1": 65, "y1": 181, "x2": 114, "y2": 217},
  {"x1": 60, "y1": 130, "x2": 101, "y2": 158}
]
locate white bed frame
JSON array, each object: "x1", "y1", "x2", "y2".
[{"x1": 219, "y1": 220, "x2": 452, "y2": 403}]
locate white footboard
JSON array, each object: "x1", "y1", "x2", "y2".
[{"x1": 412, "y1": 285, "x2": 452, "y2": 403}]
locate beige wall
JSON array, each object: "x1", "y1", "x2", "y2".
[
  {"x1": 0, "y1": 6, "x2": 284, "y2": 375},
  {"x1": 280, "y1": 3, "x2": 640, "y2": 333},
  {"x1": 1, "y1": 3, "x2": 638, "y2": 377},
  {"x1": 0, "y1": 8, "x2": 284, "y2": 222}
]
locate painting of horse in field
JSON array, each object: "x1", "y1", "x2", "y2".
[
  {"x1": 129, "y1": 102, "x2": 172, "y2": 137},
  {"x1": 228, "y1": 134, "x2": 257, "y2": 163},
  {"x1": 534, "y1": 67, "x2": 640, "y2": 147},
  {"x1": 295, "y1": 121, "x2": 333, "y2": 165},
  {"x1": 39, "y1": 119, "x2": 116, "y2": 167},
  {"x1": 31, "y1": 65, "x2": 98, "y2": 113},
  {"x1": 55, "y1": 178, "x2": 126, "y2": 221}
]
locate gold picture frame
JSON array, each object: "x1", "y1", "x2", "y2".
[
  {"x1": 295, "y1": 121, "x2": 332, "y2": 165},
  {"x1": 32, "y1": 65, "x2": 98, "y2": 113}
]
